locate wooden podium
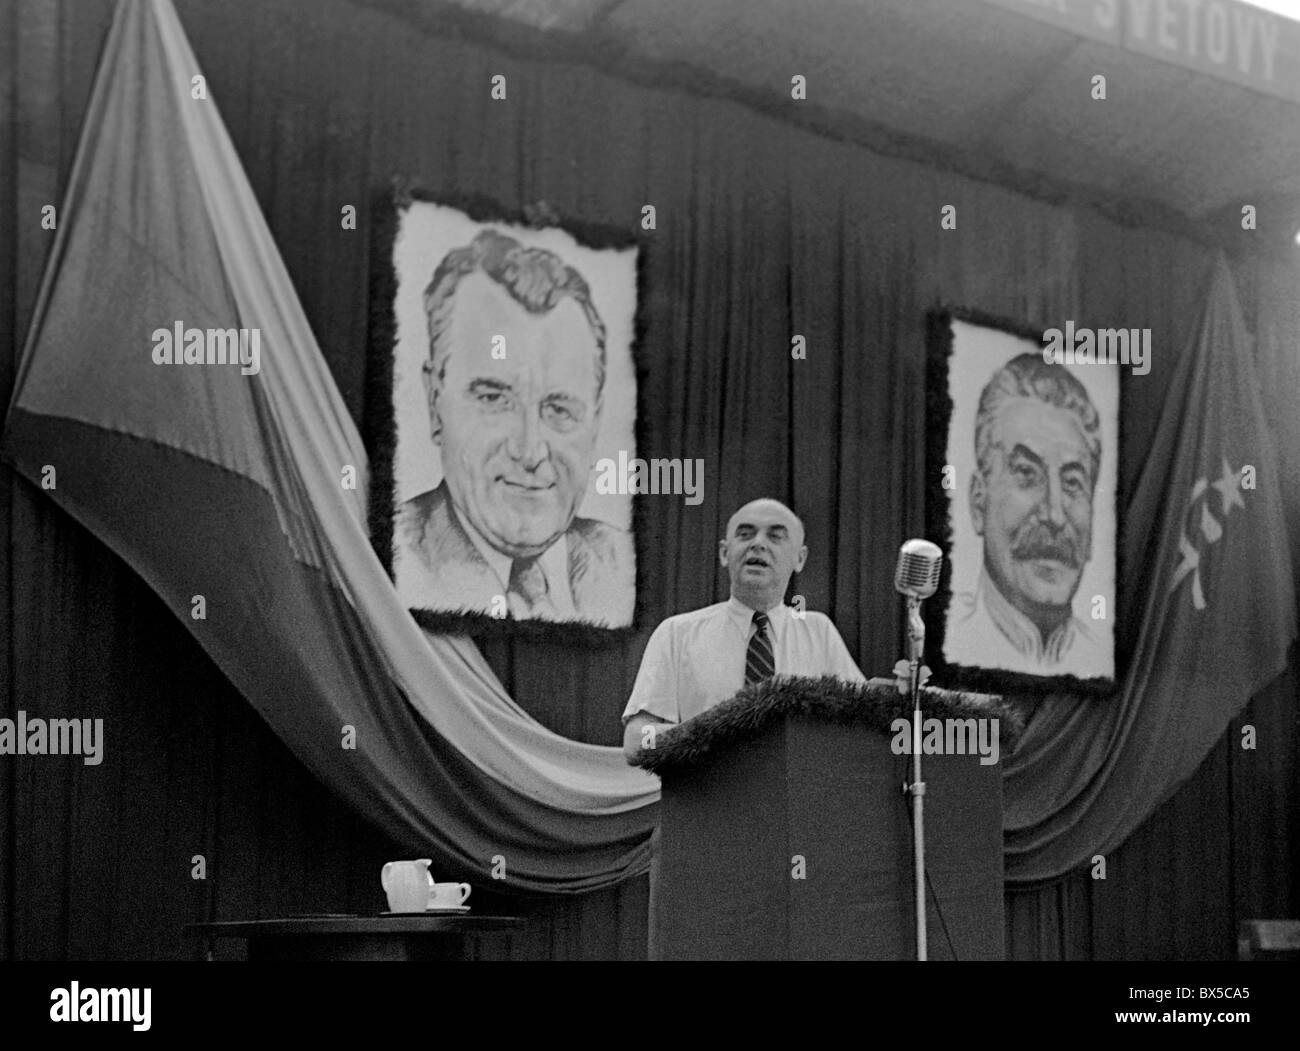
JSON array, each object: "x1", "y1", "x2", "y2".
[{"x1": 642, "y1": 677, "x2": 1008, "y2": 961}]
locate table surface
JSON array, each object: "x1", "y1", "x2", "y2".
[{"x1": 186, "y1": 915, "x2": 526, "y2": 937}]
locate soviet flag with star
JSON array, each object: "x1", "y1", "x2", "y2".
[
  {"x1": 1135, "y1": 255, "x2": 1294, "y2": 721},
  {"x1": 1003, "y1": 253, "x2": 1296, "y2": 882}
]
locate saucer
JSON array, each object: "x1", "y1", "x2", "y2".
[
  {"x1": 425, "y1": 905, "x2": 471, "y2": 913},
  {"x1": 380, "y1": 906, "x2": 470, "y2": 915}
]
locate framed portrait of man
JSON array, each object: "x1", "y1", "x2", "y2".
[
  {"x1": 924, "y1": 310, "x2": 1119, "y2": 695},
  {"x1": 367, "y1": 189, "x2": 642, "y2": 641}
]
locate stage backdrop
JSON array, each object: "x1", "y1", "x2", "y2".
[{"x1": 1, "y1": 0, "x2": 1297, "y2": 961}]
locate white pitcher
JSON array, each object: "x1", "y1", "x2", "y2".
[{"x1": 381, "y1": 858, "x2": 433, "y2": 912}]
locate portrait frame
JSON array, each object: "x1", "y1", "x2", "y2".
[
  {"x1": 365, "y1": 181, "x2": 650, "y2": 645},
  {"x1": 924, "y1": 307, "x2": 1122, "y2": 697}
]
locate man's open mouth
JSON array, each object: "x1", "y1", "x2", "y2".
[
  {"x1": 500, "y1": 479, "x2": 554, "y2": 492},
  {"x1": 743, "y1": 556, "x2": 770, "y2": 569}
]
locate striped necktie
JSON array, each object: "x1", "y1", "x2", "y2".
[
  {"x1": 745, "y1": 609, "x2": 775, "y2": 686},
  {"x1": 507, "y1": 556, "x2": 557, "y2": 619}
]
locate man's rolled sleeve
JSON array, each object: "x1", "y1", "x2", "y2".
[{"x1": 621, "y1": 619, "x2": 680, "y2": 725}]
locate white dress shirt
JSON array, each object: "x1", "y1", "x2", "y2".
[
  {"x1": 945, "y1": 567, "x2": 1111, "y2": 677},
  {"x1": 621, "y1": 597, "x2": 866, "y2": 725},
  {"x1": 459, "y1": 513, "x2": 577, "y2": 619}
]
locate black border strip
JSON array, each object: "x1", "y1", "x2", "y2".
[
  {"x1": 363, "y1": 180, "x2": 652, "y2": 646},
  {"x1": 923, "y1": 307, "x2": 1121, "y2": 699}
]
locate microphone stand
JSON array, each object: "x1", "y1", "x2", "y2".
[{"x1": 904, "y1": 595, "x2": 927, "y2": 962}]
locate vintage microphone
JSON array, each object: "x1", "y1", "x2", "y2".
[{"x1": 893, "y1": 539, "x2": 942, "y2": 961}]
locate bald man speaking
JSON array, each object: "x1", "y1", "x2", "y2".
[
  {"x1": 621, "y1": 498, "x2": 866, "y2": 956},
  {"x1": 622, "y1": 498, "x2": 865, "y2": 757}
]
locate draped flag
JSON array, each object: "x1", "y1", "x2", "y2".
[
  {"x1": 1002, "y1": 256, "x2": 1296, "y2": 881},
  {"x1": 2, "y1": 0, "x2": 658, "y2": 892}
]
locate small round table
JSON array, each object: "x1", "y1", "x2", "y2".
[{"x1": 185, "y1": 914, "x2": 526, "y2": 961}]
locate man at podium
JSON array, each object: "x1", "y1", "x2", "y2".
[
  {"x1": 622, "y1": 498, "x2": 865, "y2": 757},
  {"x1": 621, "y1": 497, "x2": 866, "y2": 957}
]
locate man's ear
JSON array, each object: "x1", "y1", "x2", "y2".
[
  {"x1": 422, "y1": 362, "x2": 442, "y2": 445},
  {"x1": 968, "y1": 470, "x2": 987, "y2": 536},
  {"x1": 718, "y1": 538, "x2": 729, "y2": 569},
  {"x1": 793, "y1": 544, "x2": 808, "y2": 574}
]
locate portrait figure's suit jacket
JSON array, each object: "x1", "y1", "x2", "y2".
[{"x1": 394, "y1": 482, "x2": 634, "y2": 626}]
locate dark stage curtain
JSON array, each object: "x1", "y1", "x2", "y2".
[{"x1": 2, "y1": 0, "x2": 1297, "y2": 959}]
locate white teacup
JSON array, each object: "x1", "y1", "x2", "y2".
[
  {"x1": 428, "y1": 881, "x2": 472, "y2": 909},
  {"x1": 381, "y1": 859, "x2": 433, "y2": 913}
]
